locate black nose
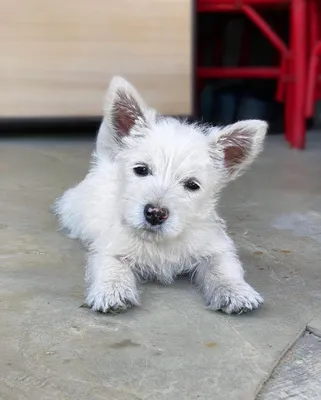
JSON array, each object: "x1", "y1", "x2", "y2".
[{"x1": 144, "y1": 204, "x2": 169, "y2": 226}]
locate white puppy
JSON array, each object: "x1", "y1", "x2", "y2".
[{"x1": 54, "y1": 77, "x2": 268, "y2": 314}]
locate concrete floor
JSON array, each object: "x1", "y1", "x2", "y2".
[
  {"x1": 258, "y1": 332, "x2": 321, "y2": 400},
  {"x1": 1, "y1": 134, "x2": 321, "y2": 400}
]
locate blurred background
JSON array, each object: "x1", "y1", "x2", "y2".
[
  {"x1": 196, "y1": 0, "x2": 321, "y2": 150},
  {"x1": 1, "y1": 0, "x2": 321, "y2": 149},
  {"x1": 197, "y1": 10, "x2": 288, "y2": 130},
  {"x1": 0, "y1": 0, "x2": 192, "y2": 131}
]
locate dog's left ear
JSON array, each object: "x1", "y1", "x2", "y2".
[
  {"x1": 96, "y1": 76, "x2": 150, "y2": 155},
  {"x1": 209, "y1": 120, "x2": 268, "y2": 181}
]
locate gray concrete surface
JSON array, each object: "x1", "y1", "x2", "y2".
[
  {"x1": 307, "y1": 314, "x2": 321, "y2": 338},
  {"x1": 258, "y1": 332, "x2": 321, "y2": 399},
  {"x1": 1, "y1": 134, "x2": 321, "y2": 400}
]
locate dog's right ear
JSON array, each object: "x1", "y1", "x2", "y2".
[{"x1": 96, "y1": 76, "x2": 149, "y2": 156}]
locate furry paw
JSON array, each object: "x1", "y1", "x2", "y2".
[
  {"x1": 86, "y1": 284, "x2": 140, "y2": 314},
  {"x1": 205, "y1": 281, "x2": 263, "y2": 314}
]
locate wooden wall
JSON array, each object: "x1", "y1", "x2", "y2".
[{"x1": 0, "y1": 0, "x2": 192, "y2": 118}]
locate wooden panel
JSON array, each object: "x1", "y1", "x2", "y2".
[{"x1": 0, "y1": 0, "x2": 192, "y2": 117}]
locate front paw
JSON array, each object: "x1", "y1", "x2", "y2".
[
  {"x1": 205, "y1": 281, "x2": 263, "y2": 314},
  {"x1": 86, "y1": 284, "x2": 140, "y2": 314}
]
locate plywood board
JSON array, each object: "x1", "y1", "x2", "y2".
[{"x1": 0, "y1": 0, "x2": 192, "y2": 117}]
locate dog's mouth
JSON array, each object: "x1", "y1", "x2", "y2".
[
  {"x1": 139, "y1": 223, "x2": 164, "y2": 235},
  {"x1": 144, "y1": 223, "x2": 163, "y2": 232},
  {"x1": 121, "y1": 216, "x2": 171, "y2": 241},
  {"x1": 131, "y1": 223, "x2": 166, "y2": 241},
  {"x1": 134, "y1": 229, "x2": 161, "y2": 243}
]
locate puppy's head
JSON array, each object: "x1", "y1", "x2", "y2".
[{"x1": 96, "y1": 77, "x2": 268, "y2": 241}]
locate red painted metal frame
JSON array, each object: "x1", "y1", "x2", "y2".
[
  {"x1": 197, "y1": 2, "x2": 289, "y2": 96},
  {"x1": 306, "y1": 0, "x2": 321, "y2": 118},
  {"x1": 197, "y1": 0, "x2": 308, "y2": 149},
  {"x1": 289, "y1": 0, "x2": 307, "y2": 148},
  {"x1": 306, "y1": 43, "x2": 321, "y2": 117}
]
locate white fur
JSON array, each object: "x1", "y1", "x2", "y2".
[{"x1": 53, "y1": 76, "x2": 268, "y2": 314}]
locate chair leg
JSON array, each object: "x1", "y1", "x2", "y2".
[
  {"x1": 306, "y1": 0, "x2": 320, "y2": 118},
  {"x1": 308, "y1": 0, "x2": 319, "y2": 51},
  {"x1": 306, "y1": 47, "x2": 320, "y2": 118},
  {"x1": 290, "y1": 0, "x2": 307, "y2": 149}
]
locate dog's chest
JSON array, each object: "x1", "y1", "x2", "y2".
[{"x1": 131, "y1": 241, "x2": 195, "y2": 284}]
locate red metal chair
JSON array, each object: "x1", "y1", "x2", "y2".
[
  {"x1": 306, "y1": 0, "x2": 321, "y2": 120},
  {"x1": 197, "y1": 0, "x2": 307, "y2": 149}
]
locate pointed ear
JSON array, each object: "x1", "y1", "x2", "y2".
[
  {"x1": 209, "y1": 120, "x2": 268, "y2": 180},
  {"x1": 96, "y1": 76, "x2": 149, "y2": 155}
]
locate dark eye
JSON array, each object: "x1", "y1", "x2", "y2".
[
  {"x1": 184, "y1": 179, "x2": 201, "y2": 191},
  {"x1": 133, "y1": 164, "x2": 149, "y2": 177}
]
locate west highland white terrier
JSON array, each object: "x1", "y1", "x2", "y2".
[{"x1": 54, "y1": 76, "x2": 268, "y2": 314}]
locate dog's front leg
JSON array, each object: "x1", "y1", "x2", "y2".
[
  {"x1": 85, "y1": 246, "x2": 140, "y2": 313},
  {"x1": 196, "y1": 233, "x2": 263, "y2": 314}
]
